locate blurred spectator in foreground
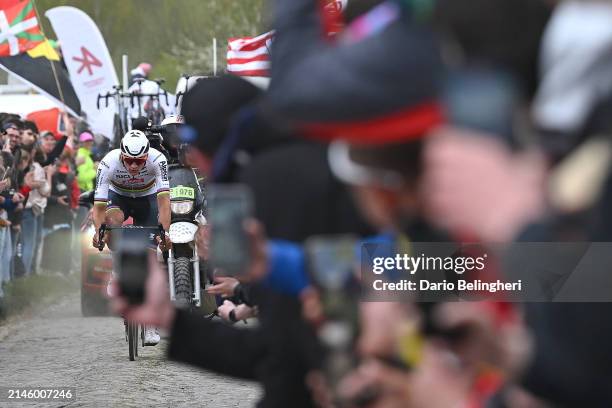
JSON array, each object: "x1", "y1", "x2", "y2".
[
  {"x1": 75, "y1": 132, "x2": 96, "y2": 192},
  {"x1": 182, "y1": 75, "x2": 374, "y2": 242}
]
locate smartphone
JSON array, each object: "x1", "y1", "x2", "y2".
[
  {"x1": 443, "y1": 67, "x2": 519, "y2": 145},
  {"x1": 113, "y1": 228, "x2": 151, "y2": 305},
  {"x1": 207, "y1": 184, "x2": 253, "y2": 276}
]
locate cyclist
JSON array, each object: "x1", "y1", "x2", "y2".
[{"x1": 92, "y1": 129, "x2": 171, "y2": 346}]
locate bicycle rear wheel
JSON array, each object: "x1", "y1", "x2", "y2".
[{"x1": 128, "y1": 321, "x2": 138, "y2": 361}]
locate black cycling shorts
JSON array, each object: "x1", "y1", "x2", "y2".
[{"x1": 106, "y1": 190, "x2": 158, "y2": 227}]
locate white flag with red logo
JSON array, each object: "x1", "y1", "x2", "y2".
[
  {"x1": 46, "y1": 6, "x2": 119, "y2": 140},
  {"x1": 227, "y1": 31, "x2": 274, "y2": 77}
]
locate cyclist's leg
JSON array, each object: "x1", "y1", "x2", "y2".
[
  {"x1": 106, "y1": 191, "x2": 128, "y2": 227},
  {"x1": 130, "y1": 194, "x2": 159, "y2": 247},
  {"x1": 105, "y1": 192, "x2": 128, "y2": 297}
]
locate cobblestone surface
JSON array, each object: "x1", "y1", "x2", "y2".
[{"x1": 0, "y1": 292, "x2": 261, "y2": 407}]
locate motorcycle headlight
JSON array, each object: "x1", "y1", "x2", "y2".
[{"x1": 171, "y1": 201, "x2": 194, "y2": 214}]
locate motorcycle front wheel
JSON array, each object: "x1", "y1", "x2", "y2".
[{"x1": 173, "y1": 257, "x2": 193, "y2": 308}]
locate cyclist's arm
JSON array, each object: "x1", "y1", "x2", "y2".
[
  {"x1": 153, "y1": 154, "x2": 170, "y2": 231},
  {"x1": 157, "y1": 192, "x2": 170, "y2": 232},
  {"x1": 93, "y1": 159, "x2": 111, "y2": 231}
]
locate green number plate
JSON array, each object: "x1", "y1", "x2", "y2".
[{"x1": 170, "y1": 186, "x2": 195, "y2": 199}]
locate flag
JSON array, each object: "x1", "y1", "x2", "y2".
[
  {"x1": 0, "y1": 0, "x2": 80, "y2": 116},
  {"x1": 227, "y1": 1, "x2": 347, "y2": 77},
  {"x1": 227, "y1": 31, "x2": 274, "y2": 77},
  {"x1": 0, "y1": 52, "x2": 81, "y2": 116},
  {"x1": 321, "y1": 0, "x2": 347, "y2": 37},
  {"x1": 0, "y1": 0, "x2": 44, "y2": 57}
]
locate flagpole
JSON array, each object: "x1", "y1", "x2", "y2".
[{"x1": 31, "y1": 0, "x2": 68, "y2": 114}]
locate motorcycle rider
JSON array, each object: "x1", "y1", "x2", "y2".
[
  {"x1": 161, "y1": 114, "x2": 190, "y2": 162},
  {"x1": 92, "y1": 129, "x2": 171, "y2": 345}
]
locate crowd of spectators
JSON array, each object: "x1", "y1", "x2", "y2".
[
  {"x1": 113, "y1": 0, "x2": 612, "y2": 406},
  {"x1": 0, "y1": 112, "x2": 108, "y2": 302}
]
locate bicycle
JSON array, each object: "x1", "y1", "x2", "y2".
[{"x1": 97, "y1": 223, "x2": 166, "y2": 361}]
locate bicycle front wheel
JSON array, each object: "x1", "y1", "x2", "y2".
[{"x1": 128, "y1": 321, "x2": 138, "y2": 361}]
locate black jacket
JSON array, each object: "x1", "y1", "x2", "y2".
[{"x1": 168, "y1": 284, "x2": 322, "y2": 408}]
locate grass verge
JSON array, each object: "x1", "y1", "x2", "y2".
[{"x1": 0, "y1": 271, "x2": 79, "y2": 322}]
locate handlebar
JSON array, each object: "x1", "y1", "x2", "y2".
[
  {"x1": 96, "y1": 223, "x2": 166, "y2": 252},
  {"x1": 97, "y1": 223, "x2": 107, "y2": 251}
]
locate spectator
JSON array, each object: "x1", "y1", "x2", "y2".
[
  {"x1": 129, "y1": 62, "x2": 152, "y2": 86},
  {"x1": 41, "y1": 149, "x2": 77, "y2": 274},
  {"x1": 2, "y1": 120, "x2": 22, "y2": 154},
  {"x1": 75, "y1": 132, "x2": 96, "y2": 191},
  {"x1": 0, "y1": 156, "x2": 11, "y2": 291},
  {"x1": 91, "y1": 133, "x2": 111, "y2": 162},
  {"x1": 21, "y1": 120, "x2": 39, "y2": 149},
  {"x1": 21, "y1": 147, "x2": 53, "y2": 275}
]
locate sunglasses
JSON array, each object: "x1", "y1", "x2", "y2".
[{"x1": 122, "y1": 157, "x2": 146, "y2": 166}]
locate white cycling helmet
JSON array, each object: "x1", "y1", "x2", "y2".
[
  {"x1": 161, "y1": 114, "x2": 185, "y2": 126},
  {"x1": 120, "y1": 130, "x2": 150, "y2": 158}
]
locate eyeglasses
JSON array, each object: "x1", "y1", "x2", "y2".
[{"x1": 123, "y1": 157, "x2": 146, "y2": 166}]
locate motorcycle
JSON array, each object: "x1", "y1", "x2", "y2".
[{"x1": 166, "y1": 163, "x2": 207, "y2": 308}]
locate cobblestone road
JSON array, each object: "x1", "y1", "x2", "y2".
[{"x1": 0, "y1": 292, "x2": 261, "y2": 407}]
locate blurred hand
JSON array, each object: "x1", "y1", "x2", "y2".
[
  {"x1": 91, "y1": 227, "x2": 110, "y2": 250},
  {"x1": 338, "y1": 346, "x2": 473, "y2": 408},
  {"x1": 0, "y1": 179, "x2": 9, "y2": 192},
  {"x1": 422, "y1": 128, "x2": 547, "y2": 242},
  {"x1": 2, "y1": 138, "x2": 11, "y2": 152},
  {"x1": 45, "y1": 164, "x2": 57, "y2": 177},
  {"x1": 25, "y1": 172, "x2": 43, "y2": 189},
  {"x1": 111, "y1": 251, "x2": 176, "y2": 330},
  {"x1": 206, "y1": 276, "x2": 239, "y2": 297},
  {"x1": 12, "y1": 192, "x2": 24, "y2": 203},
  {"x1": 358, "y1": 302, "x2": 413, "y2": 357},
  {"x1": 234, "y1": 304, "x2": 256, "y2": 320},
  {"x1": 24, "y1": 171, "x2": 34, "y2": 187},
  {"x1": 0, "y1": 196, "x2": 4, "y2": 204},
  {"x1": 432, "y1": 302, "x2": 532, "y2": 378},
  {"x1": 156, "y1": 234, "x2": 172, "y2": 252},
  {"x1": 92, "y1": 230, "x2": 103, "y2": 250},
  {"x1": 57, "y1": 196, "x2": 69, "y2": 206},
  {"x1": 217, "y1": 299, "x2": 237, "y2": 321}
]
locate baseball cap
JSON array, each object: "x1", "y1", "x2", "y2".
[{"x1": 79, "y1": 131, "x2": 94, "y2": 142}]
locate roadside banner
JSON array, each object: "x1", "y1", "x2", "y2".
[{"x1": 46, "y1": 6, "x2": 119, "y2": 139}]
